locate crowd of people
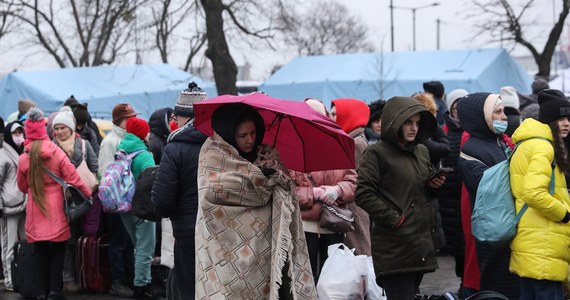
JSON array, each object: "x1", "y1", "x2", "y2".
[{"x1": 0, "y1": 77, "x2": 569, "y2": 300}]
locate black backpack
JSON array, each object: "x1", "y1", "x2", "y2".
[{"x1": 131, "y1": 166, "x2": 161, "y2": 222}]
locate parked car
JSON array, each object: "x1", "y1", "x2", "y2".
[{"x1": 92, "y1": 118, "x2": 113, "y2": 138}]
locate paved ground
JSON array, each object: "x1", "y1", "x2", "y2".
[{"x1": 0, "y1": 255, "x2": 461, "y2": 299}]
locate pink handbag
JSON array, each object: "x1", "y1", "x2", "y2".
[{"x1": 77, "y1": 139, "x2": 98, "y2": 192}]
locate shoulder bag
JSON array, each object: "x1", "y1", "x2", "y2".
[
  {"x1": 319, "y1": 203, "x2": 355, "y2": 234},
  {"x1": 76, "y1": 139, "x2": 98, "y2": 192},
  {"x1": 45, "y1": 168, "x2": 93, "y2": 223}
]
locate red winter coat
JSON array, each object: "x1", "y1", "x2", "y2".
[{"x1": 17, "y1": 140, "x2": 92, "y2": 243}]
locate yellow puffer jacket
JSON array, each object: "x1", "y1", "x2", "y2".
[{"x1": 509, "y1": 118, "x2": 570, "y2": 282}]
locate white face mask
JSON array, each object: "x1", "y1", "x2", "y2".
[{"x1": 12, "y1": 135, "x2": 25, "y2": 146}]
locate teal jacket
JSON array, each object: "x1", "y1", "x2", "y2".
[{"x1": 117, "y1": 133, "x2": 155, "y2": 179}]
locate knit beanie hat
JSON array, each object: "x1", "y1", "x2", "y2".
[
  {"x1": 446, "y1": 89, "x2": 468, "y2": 112},
  {"x1": 174, "y1": 82, "x2": 207, "y2": 117},
  {"x1": 423, "y1": 81, "x2": 445, "y2": 99},
  {"x1": 532, "y1": 78, "x2": 550, "y2": 95},
  {"x1": 72, "y1": 103, "x2": 90, "y2": 125},
  {"x1": 24, "y1": 107, "x2": 49, "y2": 145},
  {"x1": 126, "y1": 117, "x2": 150, "y2": 140},
  {"x1": 500, "y1": 86, "x2": 520, "y2": 109},
  {"x1": 112, "y1": 104, "x2": 139, "y2": 126},
  {"x1": 537, "y1": 89, "x2": 570, "y2": 124},
  {"x1": 64, "y1": 95, "x2": 79, "y2": 107},
  {"x1": 52, "y1": 106, "x2": 76, "y2": 131},
  {"x1": 305, "y1": 98, "x2": 328, "y2": 117}
]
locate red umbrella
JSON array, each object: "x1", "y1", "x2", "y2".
[{"x1": 193, "y1": 93, "x2": 355, "y2": 172}]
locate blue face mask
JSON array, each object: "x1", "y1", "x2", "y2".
[{"x1": 493, "y1": 120, "x2": 508, "y2": 134}]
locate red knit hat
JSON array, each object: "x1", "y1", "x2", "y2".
[
  {"x1": 126, "y1": 117, "x2": 150, "y2": 140},
  {"x1": 24, "y1": 107, "x2": 49, "y2": 145}
]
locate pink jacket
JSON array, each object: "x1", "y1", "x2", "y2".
[
  {"x1": 290, "y1": 169, "x2": 357, "y2": 219},
  {"x1": 17, "y1": 141, "x2": 92, "y2": 243}
]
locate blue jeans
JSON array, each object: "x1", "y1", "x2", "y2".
[{"x1": 520, "y1": 277, "x2": 564, "y2": 300}]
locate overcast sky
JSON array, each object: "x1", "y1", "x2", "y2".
[{"x1": 0, "y1": 0, "x2": 563, "y2": 80}]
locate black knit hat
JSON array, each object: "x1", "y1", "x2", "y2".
[
  {"x1": 174, "y1": 82, "x2": 207, "y2": 117},
  {"x1": 423, "y1": 81, "x2": 445, "y2": 99},
  {"x1": 532, "y1": 78, "x2": 549, "y2": 95},
  {"x1": 72, "y1": 103, "x2": 90, "y2": 125},
  {"x1": 537, "y1": 89, "x2": 570, "y2": 124},
  {"x1": 367, "y1": 100, "x2": 385, "y2": 127}
]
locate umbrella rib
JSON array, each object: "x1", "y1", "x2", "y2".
[
  {"x1": 284, "y1": 115, "x2": 307, "y2": 171},
  {"x1": 273, "y1": 113, "x2": 284, "y2": 148}
]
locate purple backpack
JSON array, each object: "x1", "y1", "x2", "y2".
[{"x1": 98, "y1": 150, "x2": 145, "y2": 213}]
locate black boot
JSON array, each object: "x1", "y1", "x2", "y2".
[
  {"x1": 133, "y1": 284, "x2": 158, "y2": 300},
  {"x1": 46, "y1": 291, "x2": 66, "y2": 300}
]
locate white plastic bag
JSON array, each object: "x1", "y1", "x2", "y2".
[
  {"x1": 317, "y1": 243, "x2": 368, "y2": 300},
  {"x1": 365, "y1": 256, "x2": 386, "y2": 300}
]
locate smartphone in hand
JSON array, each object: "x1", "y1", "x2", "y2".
[{"x1": 424, "y1": 167, "x2": 454, "y2": 184}]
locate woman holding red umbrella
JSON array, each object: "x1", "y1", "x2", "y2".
[{"x1": 194, "y1": 103, "x2": 316, "y2": 300}]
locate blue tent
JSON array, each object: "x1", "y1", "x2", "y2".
[
  {"x1": 0, "y1": 64, "x2": 216, "y2": 120},
  {"x1": 260, "y1": 48, "x2": 533, "y2": 107}
]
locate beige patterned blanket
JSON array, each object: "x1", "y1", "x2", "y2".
[{"x1": 195, "y1": 134, "x2": 316, "y2": 300}]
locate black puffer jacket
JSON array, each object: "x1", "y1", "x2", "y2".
[
  {"x1": 457, "y1": 93, "x2": 519, "y2": 300},
  {"x1": 148, "y1": 108, "x2": 173, "y2": 165},
  {"x1": 439, "y1": 113, "x2": 465, "y2": 256},
  {"x1": 151, "y1": 122, "x2": 207, "y2": 239}
]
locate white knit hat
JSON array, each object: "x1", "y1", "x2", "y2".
[
  {"x1": 305, "y1": 98, "x2": 327, "y2": 116},
  {"x1": 500, "y1": 86, "x2": 520, "y2": 109},
  {"x1": 446, "y1": 89, "x2": 468, "y2": 112},
  {"x1": 52, "y1": 106, "x2": 76, "y2": 131}
]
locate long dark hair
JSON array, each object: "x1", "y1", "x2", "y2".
[{"x1": 550, "y1": 121, "x2": 570, "y2": 175}]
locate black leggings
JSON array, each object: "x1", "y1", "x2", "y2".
[
  {"x1": 35, "y1": 241, "x2": 67, "y2": 294},
  {"x1": 381, "y1": 272, "x2": 424, "y2": 300},
  {"x1": 304, "y1": 232, "x2": 343, "y2": 282}
]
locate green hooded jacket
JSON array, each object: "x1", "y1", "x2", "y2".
[
  {"x1": 117, "y1": 133, "x2": 155, "y2": 179},
  {"x1": 355, "y1": 96, "x2": 438, "y2": 277}
]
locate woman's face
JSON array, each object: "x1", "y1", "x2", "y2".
[
  {"x1": 557, "y1": 117, "x2": 570, "y2": 138},
  {"x1": 371, "y1": 118, "x2": 381, "y2": 134},
  {"x1": 235, "y1": 120, "x2": 256, "y2": 153},
  {"x1": 492, "y1": 104, "x2": 507, "y2": 121},
  {"x1": 450, "y1": 102, "x2": 459, "y2": 119},
  {"x1": 53, "y1": 124, "x2": 73, "y2": 141},
  {"x1": 12, "y1": 127, "x2": 24, "y2": 138},
  {"x1": 400, "y1": 113, "x2": 420, "y2": 143}
]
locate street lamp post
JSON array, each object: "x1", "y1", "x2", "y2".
[{"x1": 390, "y1": 2, "x2": 440, "y2": 51}]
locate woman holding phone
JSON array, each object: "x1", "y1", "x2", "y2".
[{"x1": 356, "y1": 96, "x2": 445, "y2": 300}]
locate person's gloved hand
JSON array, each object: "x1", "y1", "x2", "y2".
[
  {"x1": 313, "y1": 187, "x2": 325, "y2": 201},
  {"x1": 321, "y1": 185, "x2": 342, "y2": 205}
]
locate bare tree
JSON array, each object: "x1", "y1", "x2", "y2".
[
  {"x1": 0, "y1": 0, "x2": 18, "y2": 41},
  {"x1": 277, "y1": 0, "x2": 374, "y2": 56},
  {"x1": 468, "y1": 0, "x2": 569, "y2": 79},
  {"x1": 199, "y1": 0, "x2": 282, "y2": 95},
  {"x1": 10, "y1": 0, "x2": 152, "y2": 67},
  {"x1": 150, "y1": 0, "x2": 206, "y2": 71}
]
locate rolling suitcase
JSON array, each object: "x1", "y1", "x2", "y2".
[
  {"x1": 11, "y1": 240, "x2": 47, "y2": 298},
  {"x1": 76, "y1": 235, "x2": 112, "y2": 292}
]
